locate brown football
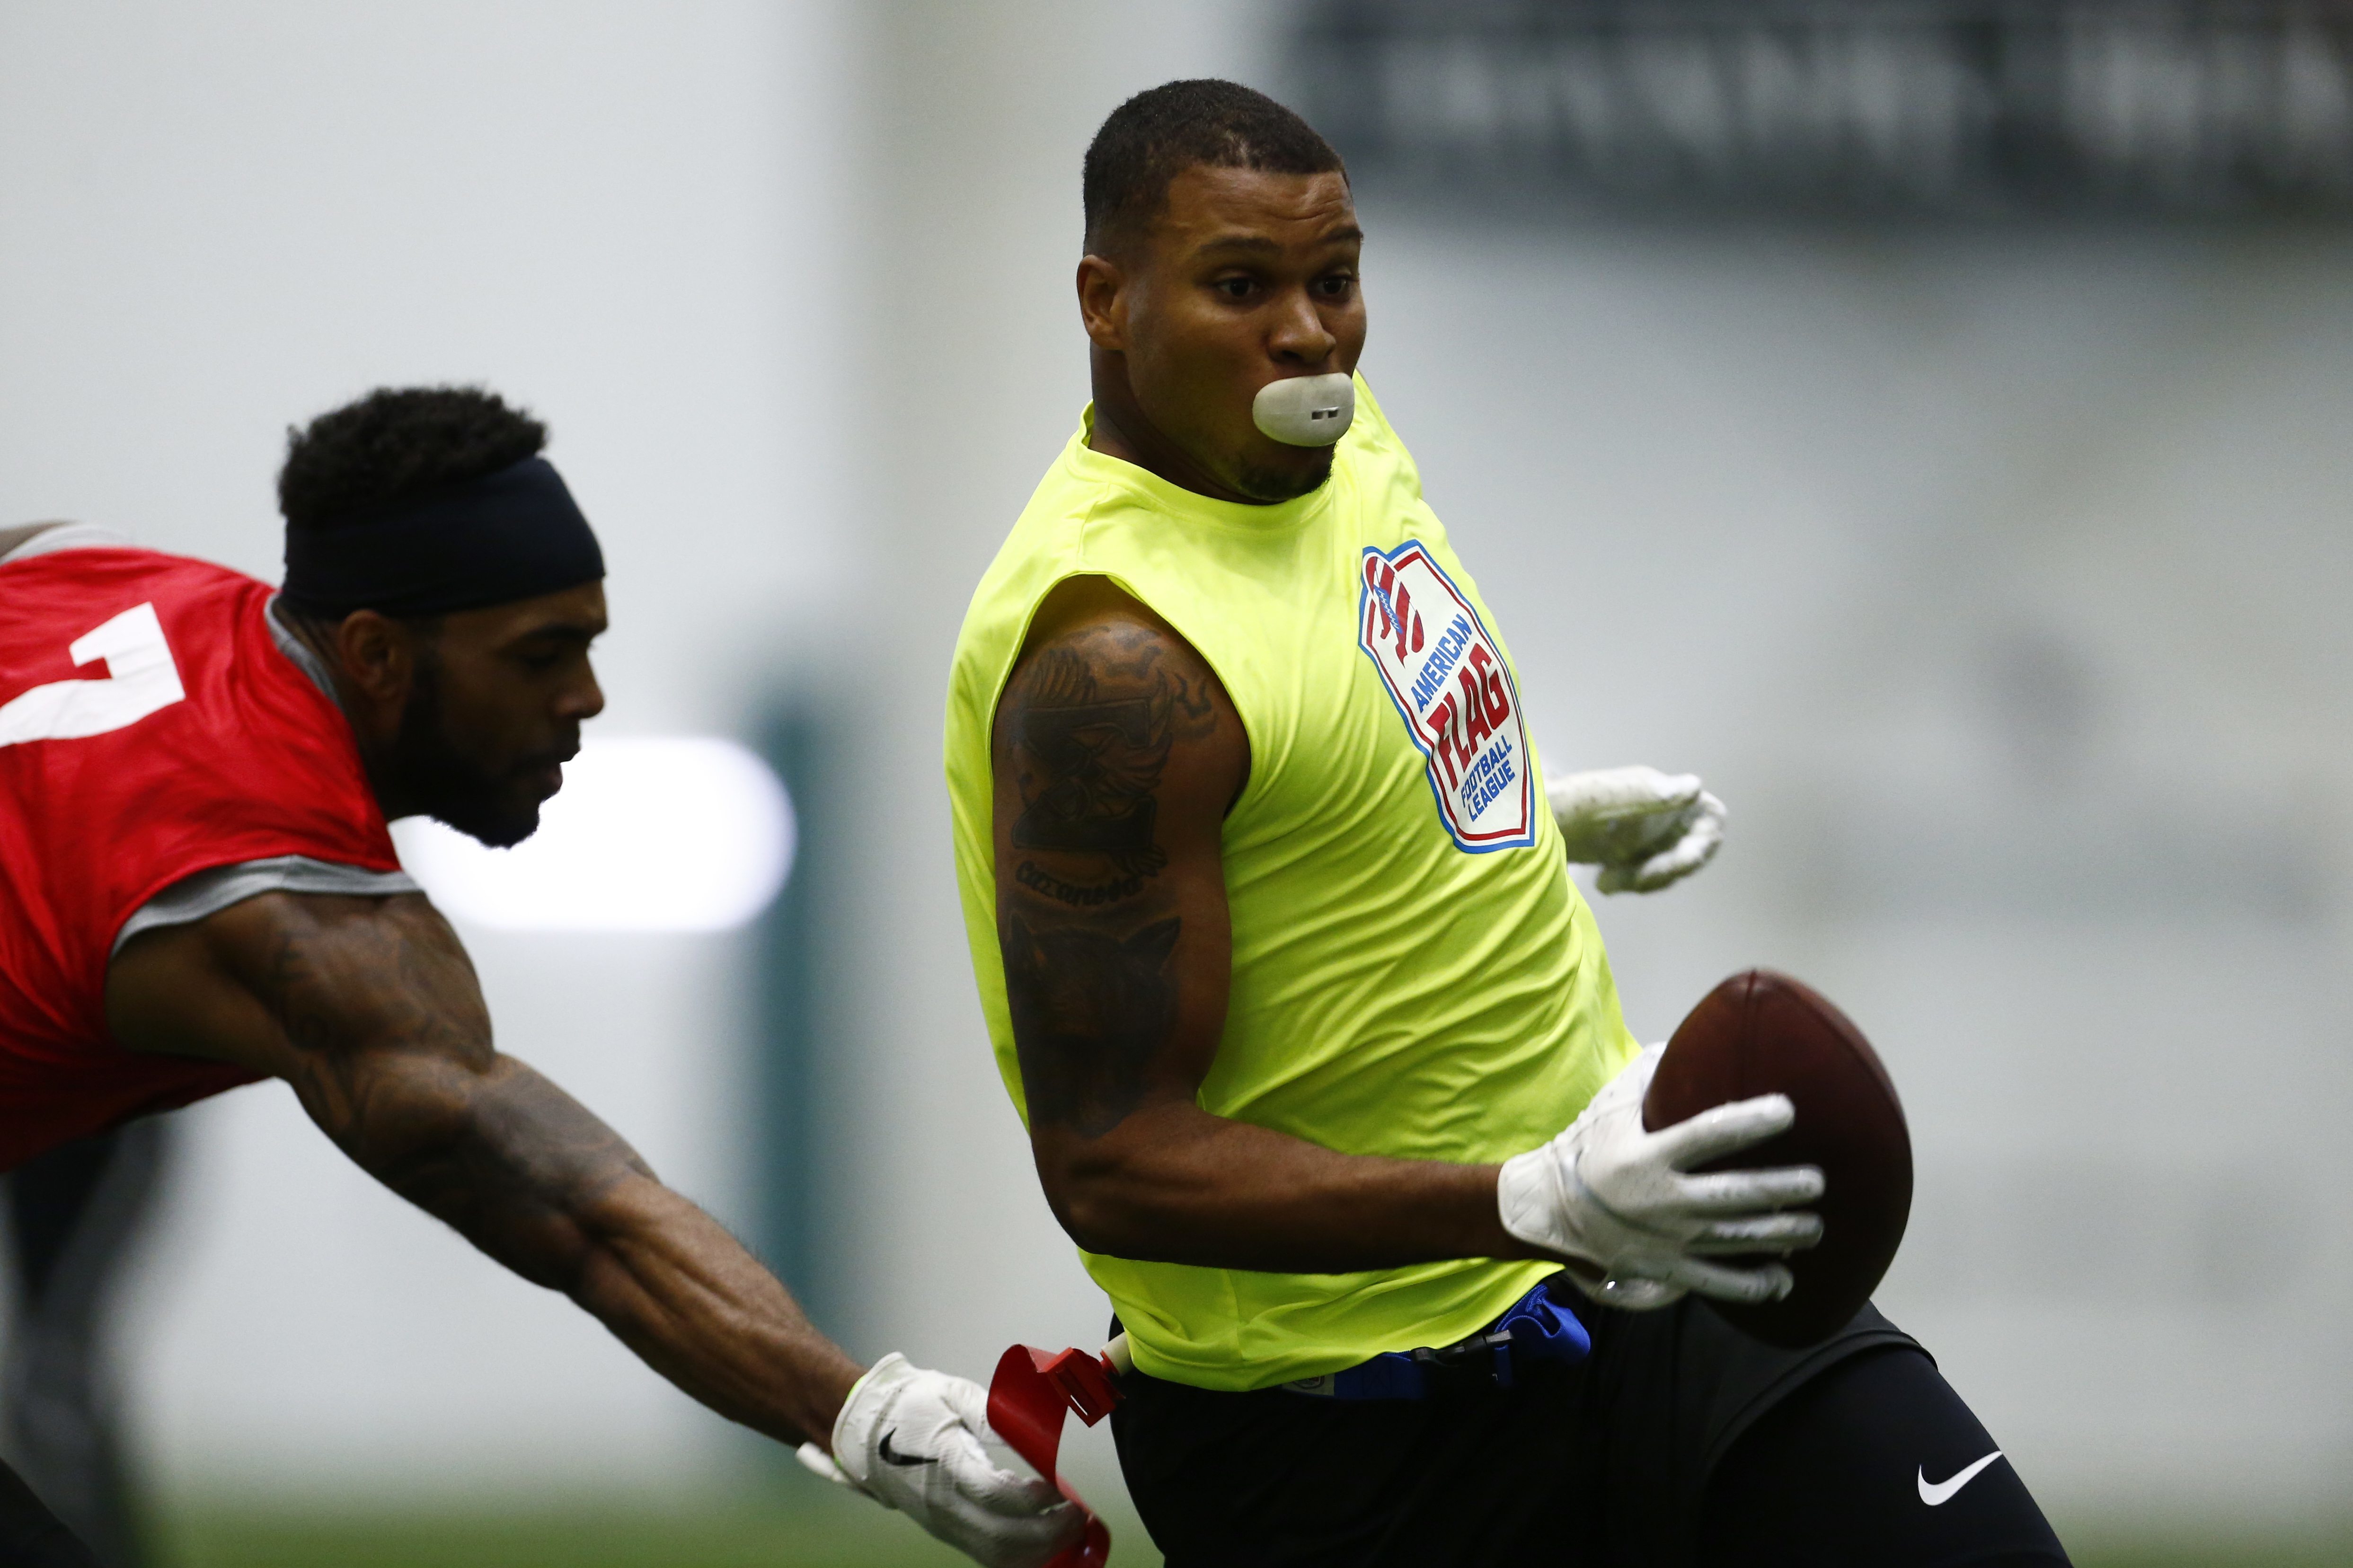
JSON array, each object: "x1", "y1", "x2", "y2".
[{"x1": 1642, "y1": 969, "x2": 1912, "y2": 1348}]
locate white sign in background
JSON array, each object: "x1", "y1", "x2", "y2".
[{"x1": 391, "y1": 736, "x2": 795, "y2": 934}]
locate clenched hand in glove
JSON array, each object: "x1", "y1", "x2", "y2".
[
  {"x1": 796, "y1": 1353, "x2": 1083, "y2": 1568},
  {"x1": 1548, "y1": 765, "x2": 1726, "y2": 893},
  {"x1": 1496, "y1": 1045, "x2": 1823, "y2": 1310}
]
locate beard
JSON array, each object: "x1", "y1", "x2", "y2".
[
  {"x1": 1232, "y1": 447, "x2": 1336, "y2": 503},
  {"x1": 391, "y1": 651, "x2": 552, "y2": 849}
]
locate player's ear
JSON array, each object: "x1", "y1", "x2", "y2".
[
  {"x1": 1077, "y1": 254, "x2": 1130, "y2": 352},
  {"x1": 332, "y1": 609, "x2": 417, "y2": 709}
]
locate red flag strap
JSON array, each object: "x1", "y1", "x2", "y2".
[{"x1": 987, "y1": 1344, "x2": 1123, "y2": 1568}]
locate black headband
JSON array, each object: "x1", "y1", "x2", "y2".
[{"x1": 280, "y1": 456, "x2": 605, "y2": 619}]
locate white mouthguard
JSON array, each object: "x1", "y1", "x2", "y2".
[{"x1": 1251, "y1": 372, "x2": 1355, "y2": 447}]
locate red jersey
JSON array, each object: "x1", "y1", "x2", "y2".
[{"x1": 0, "y1": 546, "x2": 400, "y2": 1169}]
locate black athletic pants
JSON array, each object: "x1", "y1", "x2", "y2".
[
  {"x1": 0, "y1": 1464, "x2": 99, "y2": 1568},
  {"x1": 1113, "y1": 1299, "x2": 2070, "y2": 1568},
  {"x1": 0, "y1": 1123, "x2": 164, "y2": 1568}
]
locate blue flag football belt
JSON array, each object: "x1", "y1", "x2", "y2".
[{"x1": 1281, "y1": 1279, "x2": 1591, "y2": 1401}]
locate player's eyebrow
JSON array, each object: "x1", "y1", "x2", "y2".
[
  {"x1": 514, "y1": 621, "x2": 603, "y2": 649},
  {"x1": 1192, "y1": 233, "x2": 1283, "y2": 257},
  {"x1": 1192, "y1": 223, "x2": 1364, "y2": 259}
]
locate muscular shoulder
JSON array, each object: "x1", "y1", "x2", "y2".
[
  {"x1": 1001, "y1": 577, "x2": 1213, "y2": 714},
  {"x1": 107, "y1": 890, "x2": 486, "y2": 1075},
  {"x1": 993, "y1": 576, "x2": 1249, "y2": 841}
]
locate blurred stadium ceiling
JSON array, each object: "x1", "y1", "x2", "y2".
[{"x1": 1287, "y1": 0, "x2": 2353, "y2": 216}]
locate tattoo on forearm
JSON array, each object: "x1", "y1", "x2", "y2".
[{"x1": 1001, "y1": 912, "x2": 1182, "y2": 1138}]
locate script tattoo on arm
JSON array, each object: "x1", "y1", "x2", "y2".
[{"x1": 993, "y1": 581, "x2": 1244, "y2": 1160}]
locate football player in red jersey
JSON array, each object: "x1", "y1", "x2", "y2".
[{"x1": 0, "y1": 388, "x2": 1079, "y2": 1568}]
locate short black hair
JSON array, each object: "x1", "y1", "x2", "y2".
[
  {"x1": 279, "y1": 385, "x2": 546, "y2": 531},
  {"x1": 1083, "y1": 79, "x2": 1345, "y2": 255}
]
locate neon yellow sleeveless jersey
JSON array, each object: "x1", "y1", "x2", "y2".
[{"x1": 944, "y1": 378, "x2": 1639, "y2": 1392}]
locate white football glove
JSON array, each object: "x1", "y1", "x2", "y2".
[
  {"x1": 795, "y1": 1353, "x2": 1082, "y2": 1568},
  {"x1": 1547, "y1": 766, "x2": 1726, "y2": 894},
  {"x1": 1496, "y1": 1046, "x2": 1823, "y2": 1308}
]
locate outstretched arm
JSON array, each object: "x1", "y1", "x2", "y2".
[
  {"x1": 108, "y1": 892, "x2": 1087, "y2": 1565},
  {"x1": 994, "y1": 576, "x2": 1533, "y2": 1274},
  {"x1": 106, "y1": 890, "x2": 859, "y2": 1445}
]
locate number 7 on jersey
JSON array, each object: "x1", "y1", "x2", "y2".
[{"x1": 0, "y1": 602, "x2": 186, "y2": 749}]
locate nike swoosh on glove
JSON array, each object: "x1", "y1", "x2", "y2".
[
  {"x1": 1547, "y1": 766, "x2": 1727, "y2": 894},
  {"x1": 796, "y1": 1353, "x2": 1081, "y2": 1568},
  {"x1": 1496, "y1": 1045, "x2": 1823, "y2": 1307}
]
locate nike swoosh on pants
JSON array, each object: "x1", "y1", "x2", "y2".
[{"x1": 1918, "y1": 1451, "x2": 2004, "y2": 1506}]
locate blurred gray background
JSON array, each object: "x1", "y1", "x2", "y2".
[{"x1": 0, "y1": 1, "x2": 2346, "y2": 1562}]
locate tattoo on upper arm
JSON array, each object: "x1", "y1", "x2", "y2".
[
  {"x1": 1001, "y1": 912, "x2": 1181, "y2": 1138},
  {"x1": 1006, "y1": 630, "x2": 1217, "y2": 901},
  {"x1": 997, "y1": 615, "x2": 1229, "y2": 1141},
  {"x1": 260, "y1": 899, "x2": 485, "y2": 1075},
  {"x1": 243, "y1": 896, "x2": 653, "y2": 1279}
]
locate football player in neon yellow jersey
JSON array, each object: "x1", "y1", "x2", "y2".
[{"x1": 945, "y1": 79, "x2": 2069, "y2": 1568}]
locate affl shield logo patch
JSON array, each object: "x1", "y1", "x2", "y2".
[{"x1": 1357, "y1": 542, "x2": 1535, "y2": 852}]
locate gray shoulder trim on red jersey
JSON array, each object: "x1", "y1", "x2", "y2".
[
  {"x1": 112, "y1": 855, "x2": 421, "y2": 958},
  {"x1": 263, "y1": 594, "x2": 341, "y2": 705},
  {"x1": 0, "y1": 523, "x2": 133, "y2": 564}
]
